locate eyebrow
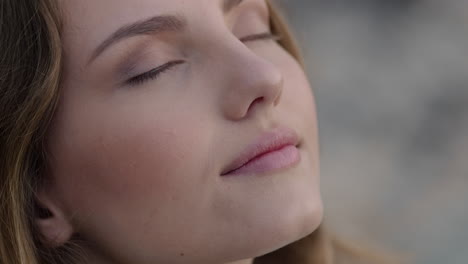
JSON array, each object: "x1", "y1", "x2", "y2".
[
  {"x1": 88, "y1": 15, "x2": 186, "y2": 64},
  {"x1": 88, "y1": 0, "x2": 245, "y2": 65}
]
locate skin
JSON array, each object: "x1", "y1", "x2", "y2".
[{"x1": 39, "y1": 0, "x2": 323, "y2": 263}]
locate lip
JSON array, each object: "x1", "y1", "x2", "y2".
[{"x1": 220, "y1": 126, "x2": 301, "y2": 176}]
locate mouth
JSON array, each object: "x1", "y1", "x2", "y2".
[{"x1": 220, "y1": 126, "x2": 301, "y2": 176}]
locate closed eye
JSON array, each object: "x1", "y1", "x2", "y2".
[
  {"x1": 125, "y1": 60, "x2": 185, "y2": 86},
  {"x1": 239, "y1": 32, "x2": 282, "y2": 42},
  {"x1": 124, "y1": 32, "x2": 282, "y2": 86}
]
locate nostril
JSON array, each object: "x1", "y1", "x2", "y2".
[{"x1": 247, "y1": 97, "x2": 264, "y2": 113}]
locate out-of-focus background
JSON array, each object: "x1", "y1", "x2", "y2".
[{"x1": 277, "y1": 1, "x2": 468, "y2": 263}]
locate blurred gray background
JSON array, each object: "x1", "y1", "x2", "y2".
[{"x1": 277, "y1": 1, "x2": 468, "y2": 263}]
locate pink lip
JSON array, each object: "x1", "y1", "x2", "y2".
[{"x1": 220, "y1": 127, "x2": 301, "y2": 176}]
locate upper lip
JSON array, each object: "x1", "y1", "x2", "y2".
[{"x1": 220, "y1": 126, "x2": 300, "y2": 176}]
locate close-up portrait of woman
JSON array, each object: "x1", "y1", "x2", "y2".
[{"x1": 10, "y1": 0, "x2": 468, "y2": 263}]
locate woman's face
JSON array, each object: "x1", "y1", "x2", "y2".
[{"x1": 45, "y1": 0, "x2": 322, "y2": 263}]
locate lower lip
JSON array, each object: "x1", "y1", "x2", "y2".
[{"x1": 224, "y1": 145, "x2": 301, "y2": 176}]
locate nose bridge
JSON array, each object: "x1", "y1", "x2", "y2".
[{"x1": 217, "y1": 37, "x2": 284, "y2": 120}]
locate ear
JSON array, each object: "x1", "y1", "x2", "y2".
[{"x1": 35, "y1": 189, "x2": 74, "y2": 248}]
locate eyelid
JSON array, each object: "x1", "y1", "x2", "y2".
[
  {"x1": 239, "y1": 32, "x2": 282, "y2": 42},
  {"x1": 125, "y1": 60, "x2": 185, "y2": 86},
  {"x1": 123, "y1": 32, "x2": 281, "y2": 86}
]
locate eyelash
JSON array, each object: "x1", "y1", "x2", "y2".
[
  {"x1": 126, "y1": 60, "x2": 185, "y2": 86},
  {"x1": 125, "y1": 32, "x2": 282, "y2": 86}
]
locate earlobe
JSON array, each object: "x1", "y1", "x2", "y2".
[{"x1": 35, "y1": 191, "x2": 74, "y2": 248}]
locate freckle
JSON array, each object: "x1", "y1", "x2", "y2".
[{"x1": 180, "y1": 252, "x2": 185, "y2": 257}]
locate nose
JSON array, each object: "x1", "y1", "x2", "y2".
[{"x1": 217, "y1": 40, "x2": 284, "y2": 121}]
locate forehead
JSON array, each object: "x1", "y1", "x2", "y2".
[
  {"x1": 60, "y1": 0, "x2": 186, "y2": 56},
  {"x1": 58, "y1": 0, "x2": 263, "y2": 67},
  {"x1": 59, "y1": 0, "x2": 263, "y2": 41},
  {"x1": 60, "y1": 0, "x2": 187, "y2": 24}
]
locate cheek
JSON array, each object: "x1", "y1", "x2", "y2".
[
  {"x1": 275, "y1": 49, "x2": 320, "y2": 171},
  {"x1": 276, "y1": 50, "x2": 318, "y2": 130},
  {"x1": 48, "y1": 103, "x2": 213, "y2": 220},
  {"x1": 91, "y1": 122, "x2": 189, "y2": 198}
]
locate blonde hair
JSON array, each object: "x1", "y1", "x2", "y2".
[{"x1": 0, "y1": 1, "x2": 398, "y2": 263}]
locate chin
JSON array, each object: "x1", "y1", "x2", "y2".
[
  {"x1": 212, "y1": 147, "x2": 322, "y2": 263},
  {"x1": 224, "y1": 195, "x2": 324, "y2": 263},
  {"x1": 265, "y1": 194, "x2": 323, "y2": 253}
]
